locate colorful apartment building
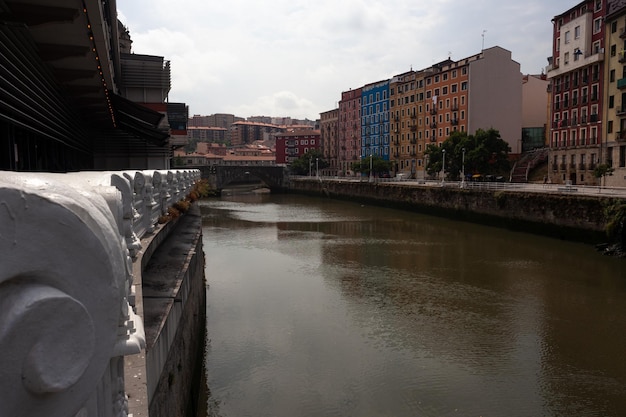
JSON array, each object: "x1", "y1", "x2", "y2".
[
  {"x1": 332, "y1": 46, "x2": 521, "y2": 179},
  {"x1": 390, "y1": 70, "x2": 425, "y2": 177},
  {"x1": 320, "y1": 108, "x2": 339, "y2": 175},
  {"x1": 547, "y1": 0, "x2": 606, "y2": 185},
  {"x1": 604, "y1": 0, "x2": 626, "y2": 185},
  {"x1": 275, "y1": 130, "x2": 321, "y2": 165},
  {"x1": 361, "y1": 80, "x2": 390, "y2": 160},
  {"x1": 338, "y1": 88, "x2": 362, "y2": 175}
]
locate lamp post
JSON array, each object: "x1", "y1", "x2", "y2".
[
  {"x1": 309, "y1": 158, "x2": 312, "y2": 177},
  {"x1": 316, "y1": 157, "x2": 319, "y2": 179},
  {"x1": 461, "y1": 147, "x2": 466, "y2": 188},
  {"x1": 369, "y1": 154, "x2": 373, "y2": 182},
  {"x1": 441, "y1": 149, "x2": 446, "y2": 186}
]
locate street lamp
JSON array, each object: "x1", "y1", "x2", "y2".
[
  {"x1": 316, "y1": 157, "x2": 319, "y2": 179},
  {"x1": 369, "y1": 154, "x2": 373, "y2": 182},
  {"x1": 441, "y1": 149, "x2": 446, "y2": 186},
  {"x1": 461, "y1": 147, "x2": 466, "y2": 188}
]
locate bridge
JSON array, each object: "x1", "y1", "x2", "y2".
[{"x1": 199, "y1": 165, "x2": 287, "y2": 192}]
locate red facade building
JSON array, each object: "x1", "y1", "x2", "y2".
[
  {"x1": 547, "y1": 0, "x2": 606, "y2": 185},
  {"x1": 275, "y1": 130, "x2": 321, "y2": 165}
]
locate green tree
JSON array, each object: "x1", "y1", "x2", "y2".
[
  {"x1": 351, "y1": 155, "x2": 392, "y2": 176},
  {"x1": 593, "y1": 163, "x2": 614, "y2": 187},
  {"x1": 289, "y1": 149, "x2": 329, "y2": 176},
  {"x1": 425, "y1": 128, "x2": 511, "y2": 180}
]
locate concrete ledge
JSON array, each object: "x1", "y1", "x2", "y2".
[{"x1": 125, "y1": 205, "x2": 206, "y2": 417}]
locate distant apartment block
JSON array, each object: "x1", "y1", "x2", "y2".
[
  {"x1": 188, "y1": 113, "x2": 243, "y2": 128},
  {"x1": 187, "y1": 126, "x2": 229, "y2": 143},
  {"x1": 230, "y1": 121, "x2": 284, "y2": 146},
  {"x1": 338, "y1": 88, "x2": 362, "y2": 175},
  {"x1": 361, "y1": 80, "x2": 390, "y2": 160},
  {"x1": 320, "y1": 108, "x2": 338, "y2": 175},
  {"x1": 275, "y1": 130, "x2": 321, "y2": 164}
]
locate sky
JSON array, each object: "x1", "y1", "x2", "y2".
[{"x1": 118, "y1": 0, "x2": 577, "y2": 121}]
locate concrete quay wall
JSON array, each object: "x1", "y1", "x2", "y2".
[
  {"x1": 139, "y1": 205, "x2": 206, "y2": 417},
  {"x1": 288, "y1": 179, "x2": 619, "y2": 243}
]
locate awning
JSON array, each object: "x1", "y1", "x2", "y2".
[{"x1": 111, "y1": 93, "x2": 169, "y2": 146}]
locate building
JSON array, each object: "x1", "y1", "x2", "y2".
[
  {"x1": 361, "y1": 80, "x2": 391, "y2": 160},
  {"x1": 547, "y1": 0, "x2": 607, "y2": 185},
  {"x1": 338, "y1": 87, "x2": 362, "y2": 175},
  {"x1": 323, "y1": 46, "x2": 522, "y2": 180},
  {"x1": 187, "y1": 126, "x2": 229, "y2": 143},
  {"x1": 275, "y1": 130, "x2": 321, "y2": 164},
  {"x1": 604, "y1": 0, "x2": 626, "y2": 185},
  {"x1": 390, "y1": 69, "x2": 426, "y2": 178},
  {"x1": 230, "y1": 121, "x2": 283, "y2": 146},
  {"x1": 522, "y1": 74, "x2": 549, "y2": 152},
  {"x1": 0, "y1": 1, "x2": 177, "y2": 172},
  {"x1": 320, "y1": 108, "x2": 339, "y2": 175},
  {"x1": 188, "y1": 113, "x2": 243, "y2": 128}
]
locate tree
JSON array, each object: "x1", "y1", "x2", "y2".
[
  {"x1": 593, "y1": 163, "x2": 614, "y2": 187},
  {"x1": 351, "y1": 155, "x2": 392, "y2": 176},
  {"x1": 425, "y1": 128, "x2": 511, "y2": 180},
  {"x1": 289, "y1": 149, "x2": 329, "y2": 176}
]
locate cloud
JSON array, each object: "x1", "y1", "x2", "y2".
[{"x1": 118, "y1": 0, "x2": 574, "y2": 120}]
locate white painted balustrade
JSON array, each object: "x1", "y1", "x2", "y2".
[{"x1": 0, "y1": 169, "x2": 200, "y2": 417}]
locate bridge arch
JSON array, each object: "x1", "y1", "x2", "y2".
[{"x1": 199, "y1": 165, "x2": 287, "y2": 193}]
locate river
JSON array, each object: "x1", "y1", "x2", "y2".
[{"x1": 200, "y1": 192, "x2": 626, "y2": 417}]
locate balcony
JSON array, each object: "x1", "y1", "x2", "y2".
[
  {"x1": 621, "y1": 28, "x2": 626, "y2": 39},
  {"x1": 430, "y1": 123, "x2": 437, "y2": 129},
  {"x1": 617, "y1": 131, "x2": 626, "y2": 142},
  {"x1": 452, "y1": 104, "x2": 459, "y2": 111},
  {"x1": 617, "y1": 106, "x2": 626, "y2": 116},
  {"x1": 559, "y1": 163, "x2": 567, "y2": 170},
  {"x1": 590, "y1": 114, "x2": 598, "y2": 123},
  {"x1": 451, "y1": 119, "x2": 459, "y2": 126},
  {"x1": 430, "y1": 108, "x2": 437, "y2": 115},
  {"x1": 589, "y1": 162, "x2": 597, "y2": 171},
  {"x1": 410, "y1": 125, "x2": 417, "y2": 131},
  {"x1": 618, "y1": 78, "x2": 626, "y2": 89},
  {"x1": 578, "y1": 163, "x2": 586, "y2": 171},
  {"x1": 620, "y1": 53, "x2": 626, "y2": 63}
]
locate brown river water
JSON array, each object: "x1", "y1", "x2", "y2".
[{"x1": 200, "y1": 192, "x2": 626, "y2": 417}]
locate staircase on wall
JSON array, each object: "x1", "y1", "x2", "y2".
[{"x1": 510, "y1": 148, "x2": 549, "y2": 183}]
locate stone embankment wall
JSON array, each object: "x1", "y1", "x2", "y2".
[{"x1": 288, "y1": 179, "x2": 619, "y2": 243}]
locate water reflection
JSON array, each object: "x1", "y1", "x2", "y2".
[{"x1": 202, "y1": 193, "x2": 626, "y2": 417}]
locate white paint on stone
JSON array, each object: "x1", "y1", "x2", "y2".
[{"x1": 0, "y1": 169, "x2": 200, "y2": 417}]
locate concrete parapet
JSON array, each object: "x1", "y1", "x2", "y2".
[{"x1": 0, "y1": 169, "x2": 202, "y2": 417}]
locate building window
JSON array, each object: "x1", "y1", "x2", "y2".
[
  {"x1": 612, "y1": 21, "x2": 618, "y2": 33},
  {"x1": 565, "y1": 31, "x2": 570, "y2": 44},
  {"x1": 564, "y1": 52, "x2": 570, "y2": 65},
  {"x1": 595, "y1": 0, "x2": 602, "y2": 12},
  {"x1": 594, "y1": 18, "x2": 602, "y2": 34},
  {"x1": 611, "y1": 44, "x2": 617, "y2": 57},
  {"x1": 461, "y1": 82, "x2": 468, "y2": 90},
  {"x1": 575, "y1": 26, "x2": 581, "y2": 39}
]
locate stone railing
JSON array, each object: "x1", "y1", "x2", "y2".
[{"x1": 0, "y1": 169, "x2": 200, "y2": 417}]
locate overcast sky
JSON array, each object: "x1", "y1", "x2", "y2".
[{"x1": 118, "y1": 0, "x2": 575, "y2": 120}]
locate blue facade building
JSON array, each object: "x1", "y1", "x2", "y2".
[{"x1": 361, "y1": 80, "x2": 390, "y2": 161}]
